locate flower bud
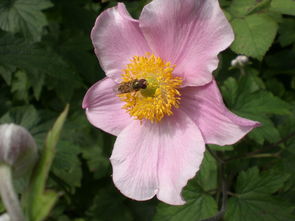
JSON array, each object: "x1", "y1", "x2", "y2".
[
  {"x1": 0, "y1": 124, "x2": 37, "y2": 178},
  {"x1": 231, "y1": 55, "x2": 249, "y2": 68},
  {"x1": 0, "y1": 213, "x2": 10, "y2": 221}
]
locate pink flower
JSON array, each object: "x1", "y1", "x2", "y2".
[{"x1": 82, "y1": 0, "x2": 260, "y2": 205}]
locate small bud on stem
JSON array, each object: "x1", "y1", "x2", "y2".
[
  {"x1": 0, "y1": 124, "x2": 38, "y2": 221},
  {"x1": 0, "y1": 124, "x2": 37, "y2": 177},
  {"x1": 0, "y1": 165, "x2": 25, "y2": 221},
  {"x1": 231, "y1": 55, "x2": 249, "y2": 68}
]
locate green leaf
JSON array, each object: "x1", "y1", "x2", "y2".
[
  {"x1": 235, "y1": 167, "x2": 289, "y2": 194},
  {"x1": 238, "y1": 113, "x2": 280, "y2": 145},
  {"x1": 11, "y1": 70, "x2": 29, "y2": 102},
  {"x1": 225, "y1": 193, "x2": 295, "y2": 221},
  {"x1": 0, "y1": 64, "x2": 15, "y2": 85},
  {"x1": 208, "y1": 144, "x2": 234, "y2": 151},
  {"x1": 0, "y1": 0, "x2": 53, "y2": 42},
  {"x1": 0, "y1": 105, "x2": 39, "y2": 130},
  {"x1": 58, "y1": 33, "x2": 100, "y2": 84},
  {"x1": 30, "y1": 72, "x2": 45, "y2": 100},
  {"x1": 278, "y1": 18, "x2": 295, "y2": 47},
  {"x1": 196, "y1": 151, "x2": 218, "y2": 191},
  {"x1": 154, "y1": 178, "x2": 218, "y2": 221},
  {"x1": 52, "y1": 141, "x2": 82, "y2": 192},
  {"x1": 87, "y1": 187, "x2": 133, "y2": 221},
  {"x1": 265, "y1": 78, "x2": 285, "y2": 97},
  {"x1": 82, "y1": 143, "x2": 110, "y2": 180},
  {"x1": 221, "y1": 72, "x2": 262, "y2": 109},
  {"x1": 246, "y1": 0, "x2": 271, "y2": 15},
  {"x1": 235, "y1": 91, "x2": 291, "y2": 115},
  {"x1": 0, "y1": 34, "x2": 79, "y2": 81},
  {"x1": 229, "y1": 0, "x2": 271, "y2": 17},
  {"x1": 221, "y1": 77, "x2": 239, "y2": 108},
  {"x1": 271, "y1": 0, "x2": 295, "y2": 16},
  {"x1": 33, "y1": 191, "x2": 59, "y2": 221},
  {"x1": 23, "y1": 105, "x2": 69, "y2": 221},
  {"x1": 225, "y1": 167, "x2": 294, "y2": 221},
  {"x1": 221, "y1": 74, "x2": 291, "y2": 144},
  {"x1": 230, "y1": 14, "x2": 278, "y2": 60}
]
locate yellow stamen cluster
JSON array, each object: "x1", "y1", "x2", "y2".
[{"x1": 118, "y1": 54, "x2": 182, "y2": 123}]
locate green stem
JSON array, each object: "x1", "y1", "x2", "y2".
[
  {"x1": 239, "y1": 67, "x2": 246, "y2": 75},
  {"x1": 201, "y1": 147, "x2": 228, "y2": 221},
  {"x1": 244, "y1": 153, "x2": 280, "y2": 159},
  {"x1": 0, "y1": 164, "x2": 25, "y2": 221},
  {"x1": 225, "y1": 131, "x2": 295, "y2": 162}
]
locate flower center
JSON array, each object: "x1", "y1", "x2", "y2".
[{"x1": 118, "y1": 54, "x2": 182, "y2": 123}]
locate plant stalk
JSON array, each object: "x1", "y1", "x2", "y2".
[{"x1": 0, "y1": 164, "x2": 25, "y2": 221}]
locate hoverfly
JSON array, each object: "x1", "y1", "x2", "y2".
[{"x1": 117, "y1": 79, "x2": 148, "y2": 94}]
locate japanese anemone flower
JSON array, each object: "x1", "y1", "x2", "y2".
[{"x1": 82, "y1": 0, "x2": 260, "y2": 205}]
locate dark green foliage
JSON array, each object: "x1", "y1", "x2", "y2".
[
  {"x1": 0, "y1": 0, "x2": 294, "y2": 220},
  {"x1": 154, "y1": 152, "x2": 218, "y2": 221}
]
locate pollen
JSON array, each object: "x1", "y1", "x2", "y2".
[{"x1": 118, "y1": 54, "x2": 182, "y2": 123}]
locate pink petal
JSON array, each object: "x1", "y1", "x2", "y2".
[
  {"x1": 180, "y1": 80, "x2": 260, "y2": 145},
  {"x1": 82, "y1": 77, "x2": 132, "y2": 136},
  {"x1": 91, "y1": 3, "x2": 151, "y2": 82},
  {"x1": 110, "y1": 120, "x2": 159, "y2": 201},
  {"x1": 139, "y1": 0, "x2": 234, "y2": 87},
  {"x1": 156, "y1": 110, "x2": 205, "y2": 205},
  {"x1": 110, "y1": 110, "x2": 205, "y2": 205}
]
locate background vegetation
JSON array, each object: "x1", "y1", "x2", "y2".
[{"x1": 0, "y1": 0, "x2": 295, "y2": 220}]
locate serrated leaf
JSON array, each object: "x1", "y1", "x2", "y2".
[
  {"x1": 230, "y1": 14, "x2": 278, "y2": 60},
  {"x1": 52, "y1": 141, "x2": 82, "y2": 191},
  {"x1": 0, "y1": 105, "x2": 39, "y2": 130},
  {"x1": 225, "y1": 193, "x2": 295, "y2": 221},
  {"x1": 221, "y1": 77, "x2": 238, "y2": 108},
  {"x1": 196, "y1": 151, "x2": 218, "y2": 191},
  {"x1": 221, "y1": 74, "x2": 290, "y2": 144},
  {"x1": 271, "y1": 0, "x2": 295, "y2": 16},
  {"x1": 238, "y1": 113, "x2": 280, "y2": 144},
  {"x1": 235, "y1": 167, "x2": 289, "y2": 194},
  {"x1": 221, "y1": 73, "x2": 262, "y2": 108},
  {"x1": 154, "y1": 178, "x2": 218, "y2": 221},
  {"x1": 11, "y1": 70, "x2": 29, "y2": 102},
  {"x1": 82, "y1": 144, "x2": 109, "y2": 180},
  {"x1": 235, "y1": 91, "x2": 291, "y2": 115},
  {"x1": 0, "y1": 33, "x2": 80, "y2": 81},
  {"x1": 225, "y1": 75, "x2": 290, "y2": 113},
  {"x1": 0, "y1": 0, "x2": 53, "y2": 41},
  {"x1": 58, "y1": 33, "x2": 100, "y2": 84},
  {"x1": 225, "y1": 167, "x2": 294, "y2": 221}
]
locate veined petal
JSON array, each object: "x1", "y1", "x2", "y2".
[
  {"x1": 181, "y1": 80, "x2": 260, "y2": 146},
  {"x1": 110, "y1": 110, "x2": 205, "y2": 205},
  {"x1": 110, "y1": 120, "x2": 159, "y2": 201},
  {"x1": 139, "y1": 0, "x2": 234, "y2": 87},
  {"x1": 82, "y1": 77, "x2": 132, "y2": 136},
  {"x1": 156, "y1": 110, "x2": 205, "y2": 205},
  {"x1": 91, "y1": 3, "x2": 151, "y2": 82}
]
